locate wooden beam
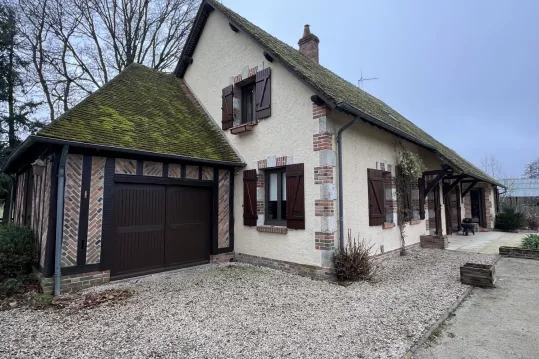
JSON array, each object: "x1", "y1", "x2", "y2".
[
  {"x1": 461, "y1": 180, "x2": 479, "y2": 198},
  {"x1": 443, "y1": 175, "x2": 466, "y2": 198},
  {"x1": 423, "y1": 170, "x2": 447, "y2": 176},
  {"x1": 424, "y1": 172, "x2": 444, "y2": 198}
]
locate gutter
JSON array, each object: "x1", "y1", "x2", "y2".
[
  {"x1": 336, "y1": 117, "x2": 360, "y2": 248},
  {"x1": 54, "y1": 145, "x2": 69, "y2": 296}
]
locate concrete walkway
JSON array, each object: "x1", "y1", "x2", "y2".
[
  {"x1": 414, "y1": 257, "x2": 539, "y2": 359},
  {"x1": 447, "y1": 231, "x2": 524, "y2": 254}
]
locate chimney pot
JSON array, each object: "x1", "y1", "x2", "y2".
[{"x1": 298, "y1": 24, "x2": 320, "y2": 63}]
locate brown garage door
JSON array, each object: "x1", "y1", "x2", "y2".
[{"x1": 110, "y1": 184, "x2": 211, "y2": 278}]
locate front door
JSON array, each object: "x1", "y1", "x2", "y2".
[{"x1": 470, "y1": 188, "x2": 485, "y2": 227}]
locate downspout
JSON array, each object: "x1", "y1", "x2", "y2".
[
  {"x1": 337, "y1": 117, "x2": 360, "y2": 248},
  {"x1": 54, "y1": 145, "x2": 69, "y2": 296}
]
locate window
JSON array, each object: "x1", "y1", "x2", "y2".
[
  {"x1": 241, "y1": 83, "x2": 255, "y2": 124},
  {"x1": 265, "y1": 168, "x2": 286, "y2": 225},
  {"x1": 243, "y1": 164, "x2": 304, "y2": 230}
]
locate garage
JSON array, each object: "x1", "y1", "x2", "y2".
[{"x1": 110, "y1": 183, "x2": 212, "y2": 279}]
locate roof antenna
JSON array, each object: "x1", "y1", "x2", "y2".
[{"x1": 357, "y1": 68, "x2": 378, "y2": 89}]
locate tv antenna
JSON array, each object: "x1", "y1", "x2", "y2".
[{"x1": 357, "y1": 69, "x2": 378, "y2": 89}]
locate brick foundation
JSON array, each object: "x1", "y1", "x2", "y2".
[
  {"x1": 420, "y1": 235, "x2": 448, "y2": 249},
  {"x1": 34, "y1": 268, "x2": 110, "y2": 295},
  {"x1": 374, "y1": 242, "x2": 420, "y2": 262},
  {"x1": 235, "y1": 253, "x2": 335, "y2": 281},
  {"x1": 499, "y1": 246, "x2": 539, "y2": 260}
]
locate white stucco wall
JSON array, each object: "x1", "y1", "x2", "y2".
[
  {"x1": 333, "y1": 110, "x2": 447, "y2": 254},
  {"x1": 183, "y1": 10, "x2": 323, "y2": 266}
]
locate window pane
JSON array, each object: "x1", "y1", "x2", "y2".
[{"x1": 269, "y1": 173, "x2": 278, "y2": 201}]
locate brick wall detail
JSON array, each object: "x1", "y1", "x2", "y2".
[
  {"x1": 168, "y1": 164, "x2": 181, "y2": 178},
  {"x1": 218, "y1": 170, "x2": 230, "y2": 248},
  {"x1": 315, "y1": 200, "x2": 334, "y2": 216},
  {"x1": 86, "y1": 157, "x2": 105, "y2": 264},
  {"x1": 315, "y1": 232, "x2": 335, "y2": 250},
  {"x1": 257, "y1": 174, "x2": 264, "y2": 214},
  {"x1": 143, "y1": 161, "x2": 163, "y2": 177},
  {"x1": 313, "y1": 133, "x2": 333, "y2": 151},
  {"x1": 115, "y1": 158, "x2": 136, "y2": 175},
  {"x1": 313, "y1": 104, "x2": 337, "y2": 250},
  {"x1": 186, "y1": 165, "x2": 199, "y2": 180},
  {"x1": 62, "y1": 154, "x2": 83, "y2": 267},
  {"x1": 314, "y1": 166, "x2": 333, "y2": 184}
]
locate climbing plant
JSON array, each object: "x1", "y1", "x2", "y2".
[{"x1": 395, "y1": 143, "x2": 425, "y2": 255}]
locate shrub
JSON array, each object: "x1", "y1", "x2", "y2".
[
  {"x1": 332, "y1": 230, "x2": 377, "y2": 282},
  {"x1": 0, "y1": 225, "x2": 36, "y2": 297},
  {"x1": 527, "y1": 216, "x2": 539, "y2": 230},
  {"x1": 522, "y1": 234, "x2": 539, "y2": 250},
  {"x1": 494, "y1": 207, "x2": 526, "y2": 231}
]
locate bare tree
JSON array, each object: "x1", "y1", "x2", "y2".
[
  {"x1": 524, "y1": 158, "x2": 539, "y2": 179},
  {"x1": 481, "y1": 155, "x2": 507, "y2": 181},
  {"x1": 18, "y1": 0, "x2": 198, "y2": 121}
]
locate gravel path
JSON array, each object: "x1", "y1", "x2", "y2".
[{"x1": 0, "y1": 248, "x2": 496, "y2": 359}]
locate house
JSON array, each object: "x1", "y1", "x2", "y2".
[
  {"x1": 501, "y1": 178, "x2": 539, "y2": 216},
  {"x1": 3, "y1": 0, "x2": 501, "y2": 293}
]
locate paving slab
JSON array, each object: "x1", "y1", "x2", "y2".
[
  {"x1": 414, "y1": 257, "x2": 539, "y2": 359},
  {"x1": 447, "y1": 231, "x2": 523, "y2": 254}
]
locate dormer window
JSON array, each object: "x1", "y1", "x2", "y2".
[{"x1": 221, "y1": 67, "x2": 272, "y2": 134}]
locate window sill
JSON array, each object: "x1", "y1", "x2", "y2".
[
  {"x1": 383, "y1": 222, "x2": 395, "y2": 229},
  {"x1": 410, "y1": 219, "x2": 422, "y2": 225},
  {"x1": 256, "y1": 225, "x2": 288, "y2": 234},
  {"x1": 230, "y1": 122, "x2": 257, "y2": 135}
]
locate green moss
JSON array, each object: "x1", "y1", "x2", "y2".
[
  {"x1": 208, "y1": 0, "x2": 498, "y2": 184},
  {"x1": 39, "y1": 63, "x2": 241, "y2": 163}
]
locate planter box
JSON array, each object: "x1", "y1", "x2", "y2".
[
  {"x1": 460, "y1": 263, "x2": 496, "y2": 288},
  {"x1": 420, "y1": 235, "x2": 448, "y2": 249},
  {"x1": 499, "y1": 246, "x2": 539, "y2": 260}
]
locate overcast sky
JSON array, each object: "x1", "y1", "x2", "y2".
[{"x1": 222, "y1": 0, "x2": 539, "y2": 178}]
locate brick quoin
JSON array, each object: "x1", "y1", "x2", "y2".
[
  {"x1": 315, "y1": 232, "x2": 335, "y2": 250},
  {"x1": 315, "y1": 200, "x2": 334, "y2": 216},
  {"x1": 312, "y1": 103, "x2": 328, "y2": 119},
  {"x1": 314, "y1": 166, "x2": 334, "y2": 184},
  {"x1": 313, "y1": 133, "x2": 333, "y2": 151}
]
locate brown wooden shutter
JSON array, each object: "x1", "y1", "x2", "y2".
[
  {"x1": 255, "y1": 67, "x2": 271, "y2": 120},
  {"x1": 243, "y1": 169, "x2": 258, "y2": 226},
  {"x1": 221, "y1": 84, "x2": 234, "y2": 130},
  {"x1": 368, "y1": 169, "x2": 385, "y2": 226},
  {"x1": 286, "y1": 163, "x2": 305, "y2": 229},
  {"x1": 418, "y1": 177, "x2": 425, "y2": 220}
]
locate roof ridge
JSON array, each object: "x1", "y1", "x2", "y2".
[{"x1": 201, "y1": 0, "x2": 500, "y2": 186}]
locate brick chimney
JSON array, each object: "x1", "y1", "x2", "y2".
[{"x1": 298, "y1": 24, "x2": 320, "y2": 63}]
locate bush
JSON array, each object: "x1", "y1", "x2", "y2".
[
  {"x1": 0, "y1": 225, "x2": 36, "y2": 297},
  {"x1": 494, "y1": 207, "x2": 526, "y2": 231},
  {"x1": 527, "y1": 216, "x2": 539, "y2": 230},
  {"x1": 522, "y1": 234, "x2": 539, "y2": 250},
  {"x1": 332, "y1": 230, "x2": 377, "y2": 282}
]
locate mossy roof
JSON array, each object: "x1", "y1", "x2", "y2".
[
  {"x1": 39, "y1": 63, "x2": 241, "y2": 164},
  {"x1": 204, "y1": 0, "x2": 498, "y2": 185}
]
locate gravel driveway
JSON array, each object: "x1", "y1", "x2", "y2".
[{"x1": 1, "y1": 248, "x2": 496, "y2": 359}]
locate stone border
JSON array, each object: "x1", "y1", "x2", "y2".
[
  {"x1": 402, "y1": 286, "x2": 475, "y2": 359},
  {"x1": 499, "y1": 246, "x2": 539, "y2": 260}
]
